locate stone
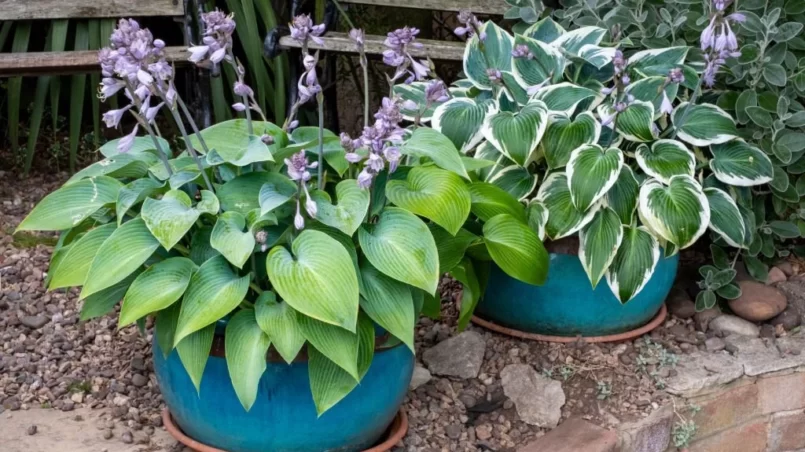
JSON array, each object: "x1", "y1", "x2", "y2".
[
  {"x1": 500, "y1": 364, "x2": 565, "y2": 428},
  {"x1": 121, "y1": 431, "x2": 133, "y2": 444},
  {"x1": 694, "y1": 307, "x2": 721, "y2": 332},
  {"x1": 518, "y1": 417, "x2": 617, "y2": 452},
  {"x1": 666, "y1": 288, "x2": 696, "y2": 319},
  {"x1": 776, "y1": 261, "x2": 795, "y2": 276},
  {"x1": 70, "y1": 392, "x2": 84, "y2": 404},
  {"x1": 20, "y1": 315, "x2": 48, "y2": 329},
  {"x1": 729, "y1": 281, "x2": 787, "y2": 322},
  {"x1": 709, "y1": 315, "x2": 760, "y2": 337},
  {"x1": 705, "y1": 337, "x2": 726, "y2": 352},
  {"x1": 422, "y1": 331, "x2": 485, "y2": 379},
  {"x1": 688, "y1": 418, "x2": 768, "y2": 452},
  {"x1": 131, "y1": 374, "x2": 147, "y2": 388},
  {"x1": 769, "y1": 305, "x2": 802, "y2": 331},
  {"x1": 26, "y1": 425, "x2": 37, "y2": 436},
  {"x1": 618, "y1": 405, "x2": 672, "y2": 452},
  {"x1": 759, "y1": 324, "x2": 775, "y2": 339},
  {"x1": 767, "y1": 266, "x2": 788, "y2": 284},
  {"x1": 769, "y1": 410, "x2": 805, "y2": 451},
  {"x1": 445, "y1": 424, "x2": 462, "y2": 440},
  {"x1": 475, "y1": 424, "x2": 492, "y2": 441},
  {"x1": 103, "y1": 429, "x2": 114, "y2": 440},
  {"x1": 665, "y1": 352, "x2": 743, "y2": 398},
  {"x1": 409, "y1": 365, "x2": 431, "y2": 390},
  {"x1": 690, "y1": 382, "x2": 759, "y2": 438},
  {"x1": 61, "y1": 401, "x2": 75, "y2": 412}
]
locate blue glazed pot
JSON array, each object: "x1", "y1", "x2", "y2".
[
  {"x1": 153, "y1": 337, "x2": 414, "y2": 452},
  {"x1": 476, "y1": 248, "x2": 679, "y2": 337}
]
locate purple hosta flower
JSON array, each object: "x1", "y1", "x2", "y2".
[
  {"x1": 600, "y1": 109, "x2": 616, "y2": 127},
  {"x1": 455, "y1": 9, "x2": 485, "y2": 41},
  {"x1": 425, "y1": 80, "x2": 449, "y2": 104},
  {"x1": 148, "y1": 60, "x2": 173, "y2": 81},
  {"x1": 100, "y1": 19, "x2": 166, "y2": 84},
  {"x1": 189, "y1": 10, "x2": 236, "y2": 67},
  {"x1": 613, "y1": 50, "x2": 627, "y2": 74},
  {"x1": 374, "y1": 97, "x2": 405, "y2": 129},
  {"x1": 383, "y1": 147, "x2": 401, "y2": 173},
  {"x1": 144, "y1": 102, "x2": 164, "y2": 123},
  {"x1": 255, "y1": 230, "x2": 269, "y2": 252},
  {"x1": 601, "y1": 86, "x2": 615, "y2": 95},
  {"x1": 286, "y1": 150, "x2": 316, "y2": 182},
  {"x1": 357, "y1": 168, "x2": 374, "y2": 189},
  {"x1": 349, "y1": 28, "x2": 365, "y2": 50},
  {"x1": 233, "y1": 81, "x2": 253, "y2": 97},
  {"x1": 261, "y1": 134, "x2": 274, "y2": 145},
  {"x1": 99, "y1": 77, "x2": 126, "y2": 100},
  {"x1": 512, "y1": 44, "x2": 534, "y2": 60},
  {"x1": 290, "y1": 14, "x2": 325, "y2": 46},
  {"x1": 660, "y1": 91, "x2": 674, "y2": 115},
  {"x1": 614, "y1": 101, "x2": 628, "y2": 113},
  {"x1": 232, "y1": 102, "x2": 247, "y2": 112},
  {"x1": 294, "y1": 201, "x2": 306, "y2": 230},
  {"x1": 526, "y1": 78, "x2": 551, "y2": 96},
  {"x1": 668, "y1": 67, "x2": 684, "y2": 84},
  {"x1": 117, "y1": 125, "x2": 140, "y2": 153},
  {"x1": 353, "y1": 97, "x2": 409, "y2": 189},
  {"x1": 297, "y1": 54, "x2": 322, "y2": 104},
  {"x1": 727, "y1": 12, "x2": 746, "y2": 22},
  {"x1": 621, "y1": 74, "x2": 631, "y2": 86},
  {"x1": 713, "y1": 0, "x2": 732, "y2": 11},
  {"x1": 102, "y1": 105, "x2": 132, "y2": 128},
  {"x1": 487, "y1": 68, "x2": 502, "y2": 85},
  {"x1": 383, "y1": 27, "x2": 430, "y2": 83},
  {"x1": 203, "y1": 9, "x2": 236, "y2": 35}
]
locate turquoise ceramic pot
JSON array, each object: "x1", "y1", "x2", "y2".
[
  {"x1": 152, "y1": 337, "x2": 413, "y2": 452},
  {"x1": 476, "y1": 250, "x2": 678, "y2": 336}
]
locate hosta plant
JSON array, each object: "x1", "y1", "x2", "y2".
[
  {"x1": 16, "y1": 14, "x2": 549, "y2": 415},
  {"x1": 393, "y1": 12, "x2": 772, "y2": 311}
]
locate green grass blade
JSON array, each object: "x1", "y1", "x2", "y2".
[
  {"x1": 224, "y1": 0, "x2": 275, "y2": 116},
  {"x1": 88, "y1": 20, "x2": 101, "y2": 148},
  {"x1": 252, "y1": 0, "x2": 287, "y2": 121},
  {"x1": 25, "y1": 76, "x2": 51, "y2": 174},
  {"x1": 8, "y1": 22, "x2": 32, "y2": 154},
  {"x1": 0, "y1": 21, "x2": 14, "y2": 49},
  {"x1": 210, "y1": 75, "x2": 232, "y2": 122},
  {"x1": 69, "y1": 22, "x2": 90, "y2": 173},
  {"x1": 49, "y1": 20, "x2": 69, "y2": 134}
]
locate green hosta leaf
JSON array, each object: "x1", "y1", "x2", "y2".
[
  {"x1": 286, "y1": 128, "x2": 349, "y2": 176},
  {"x1": 488, "y1": 166, "x2": 539, "y2": 201},
  {"x1": 119, "y1": 257, "x2": 197, "y2": 327},
  {"x1": 538, "y1": 172, "x2": 598, "y2": 240},
  {"x1": 359, "y1": 208, "x2": 439, "y2": 295},
  {"x1": 116, "y1": 179, "x2": 167, "y2": 222},
  {"x1": 432, "y1": 98, "x2": 496, "y2": 152},
  {"x1": 48, "y1": 223, "x2": 116, "y2": 289},
  {"x1": 225, "y1": 309, "x2": 271, "y2": 411},
  {"x1": 606, "y1": 226, "x2": 660, "y2": 303},
  {"x1": 483, "y1": 213, "x2": 549, "y2": 285},
  {"x1": 386, "y1": 166, "x2": 471, "y2": 235},
  {"x1": 67, "y1": 154, "x2": 154, "y2": 185},
  {"x1": 80, "y1": 271, "x2": 141, "y2": 321},
  {"x1": 627, "y1": 46, "x2": 689, "y2": 78},
  {"x1": 196, "y1": 190, "x2": 219, "y2": 215},
  {"x1": 531, "y1": 82, "x2": 598, "y2": 115},
  {"x1": 155, "y1": 303, "x2": 180, "y2": 359},
  {"x1": 429, "y1": 225, "x2": 478, "y2": 273},
  {"x1": 189, "y1": 227, "x2": 220, "y2": 265},
  {"x1": 219, "y1": 172, "x2": 293, "y2": 215},
  {"x1": 142, "y1": 190, "x2": 200, "y2": 250},
  {"x1": 298, "y1": 315, "x2": 359, "y2": 380},
  {"x1": 616, "y1": 100, "x2": 656, "y2": 142},
  {"x1": 552, "y1": 26, "x2": 606, "y2": 55},
  {"x1": 463, "y1": 22, "x2": 513, "y2": 89},
  {"x1": 468, "y1": 182, "x2": 527, "y2": 223},
  {"x1": 523, "y1": 16, "x2": 566, "y2": 42},
  {"x1": 80, "y1": 218, "x2": 159, "y2": 299},
  {"x1": 205, "y1": 134, "x2": 274, "y2": 167},
  {"x1": 401, "y1": 127, "x2": 470, "y2": 179},
  {"x1": 638, "y1": 175, "x2": 709, "y2": 249},
  {"x1": 267, "y1": 230, "x2": 359, "y2": 331},
  {"x1": 311, "y1": 180, "x2": 370, "y2": 236},
  {"x1": 100, "y1": 136, "x2": 171, "y2": 158},
  {"x1": 526, "y1": 200, "x2": 549, "y2": 240},
  {"x1": 607, "y1": 166, "x2": 639, "y2": 225},
  {"x1": 255, "y1": 292, "x2": 305, "y2": 363},
  {"x1": 393, "y1": 82, "x2": 446, "y2": 122},
  {"x1": 189, "y1": 119, "x2": 282, "y2": 162},
  {"x1": 174, "y1": 255, "x2": 250, "y2": 344},
  {"x1": 626, "y1": 77, "x2": 679, "y2": 118},
  {"x1": 704, "y1": 188, "x2": 746, "y2": 248},
  {"x1": 17, "y1": 176, "x2": 122, "y2": 231},
  {"x1": 512, "y1": 35, "x2": 565, "y2": 87},
  {"x1": 482, "y1": 101, "x2": 548, "y2": 166},
  {"x1": 176, "y1": 323, "x2": 214, "y2": 393},
  {"x1": 709, "y1": 140, "x2": 774, "y2": 187},
  {"x1": 542, "y1": 112, "x2": 601, "y2": 169},
  {"x1": 635, "y1": 140, "x2": 695, "y2": 184},
  {"x1": 453, "y1": 257, "x2": 481, "y2": 331},
  {"x1": 672, "y1": 103, "x2": 738, "y2": 146},
  {"x1": 567, "y1": 144, "x2": 624, "y2": 211},
  {"x1": 211, "y1": 211, "x2": 256, "y2": 269},
  {"x1": 579, "y1": 207, "x2": 624, "y2": 288},
  {"x1": 359, "y1": 260, "x2": 415, "y2": 352},
  {"x1": 258, "y1": 176, "x2": 297, "y2": 215}
]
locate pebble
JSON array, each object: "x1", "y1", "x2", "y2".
[
  {"x1": 767, "y1": 267, "x2": 787, "y2": 284},
  {"x1": 20, "y1": 315, "x2": 48, "y2": 329},
  {"x1": 705, "y1": 337, "x2": 726, "y2": 352},
  {"x1": 26, "y1": 425, "x2": 37, "y2": 435},
  {"x1": 729, "y1": 281, "x2": 787, "y2": 322},
  {"x1": 121, "y1": 431, "x2": 133, "y2": 444},
  {"x1": 61, "y1": 401, "x2": 75, "y2": 412},
  {"x1": 103, "y1": 429, "x2": 114, "y2": 440},
  {"x1": 131, "y1": 373, "x2": 148, "y2": 387},
  {"x1": 445, "y1": 424, "x2": 462, "y2": 440}
]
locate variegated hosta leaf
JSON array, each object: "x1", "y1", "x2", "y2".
[
  {"x1": 512, "y1": 35, "x2": 565, "y2": 89},
  {"x1": 211, "y1": 211, "x2": 256, "y2": 269},
  {"x1": 606, "y1": 166, "x2": 639, "y2": 225},
  {"x1": 635, "y1": 140, "x2": 695, "y2": 184},
  {"x1": 393, "y1": 82, "x2": 447, "y2": 122},
  {"x1": 142, "y1": 190, "x2": 200, "y2": 250},
  {"x1": 17, "y1": 176, "x2": 122, "y2": 231},
  {"x1": 482, "y1": 100, "x2": 548, "y2": 166},
  {"x1": 523, "y1": 16, "x2": 566, "y2": 43},
  {"x1": 672, "y1": 103, "x2": 738, "y2": 146},
  {"x1": 577, "y1": 44, "x2": 616, "y2": 69},
  {"x1": 625, "y1": 77, "x2": 679, "y2": 118},
  {"x1": 483, "y1": 213, "x2": 549, "y2": 286},
  {"x1": 432, "y1": 98, "x2": 497, "y2": 152},
  {"x1": 616, "y1": 100, "x2": 656, "y2": 142},
  {"x1": 579, "y1": 207, "x2": 624, "y2": 288},
  {"x1": 638, "y1": 175, "x2": 710, "y2": 249},
  {"x1": 463, "y1": 22, "x2": 513, "y2": 89},
  {"x1": 531, "y1": 82, "x2": 597, "y2": 115},
  {"x1": 542, "y1": 112, "x2": 601, "y2": 169},
  {"x1": 606, "y1": 226, "x2": 660, "y2": 303},
  {"x1": 489, "y1": 166, "x2": 539, "y2": 201},
  {"x1": 551, "y1": 26, "x2": 606, "y2": 55},
  {"x1": 473, "y1": 141, "x2": 508, "y2": 181},
  {"x1": 704, "y1": 187, "x2": 747, "y2": 248},
  {"x1": 709, "y1": 140, "x2": 774, "y2": 186},
  {"x1": 537, "y1": 172, "x2": 599, "y2": 240},
  {"x1": 566, "y1": 144, "x2": 624, "y2": 211},
  {"x1": 526, "y1": 200, "x2": 549, "y2": 240},
  {"x1": 267, "y1": 230, "x2": 360, "y2": 331},
  {"x1": 311, "y1": 180, "x2": 370, "y2": 236},
  {"x1": 627, "y1": 47, "x2": 689, "y2": 78},
  {"x1": 386, "y1": 166, "x2": 471, "y2": 236},
  {"x1": 225, "y1": 309, "x2": 271, "y2": 411}
]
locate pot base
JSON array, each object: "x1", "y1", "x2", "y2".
[
  {"x1": 162, "y1": 407, "x2": 409, "y2": 452},
  {"x1": 471, "y1": 304, "x2": 667, "y2": 343}
]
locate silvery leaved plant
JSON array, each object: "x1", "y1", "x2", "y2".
[{"x1": 17, "y1": 11, "x2": 549, "y2": 416}]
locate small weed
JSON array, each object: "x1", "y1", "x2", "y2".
[
  {"x1": 559, "y1": 365, "x2": 575, "y2": 381},
  {"x1": 672, "y1": 419, "x2": 697, "y2": 448},
  {"x1": 40, "y1": 402, "x2": 51, "y2": 409},
  {"x1": 596, "y1": 381, "x2": 612, "y2": 400},
  {"x1": 541, "y1": 367, "x2": 554, "y2": 379},
  {"x1": 67, "y1": 380, "x2": 91, "y2": 394}
]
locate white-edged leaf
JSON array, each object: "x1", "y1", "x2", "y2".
[
  {"x1": 606, "y1": 166, "x2": 639, "y2": 225},
  {"x1": 211, "y1": 211, "x2": 256, "y2": 269},
  {"x1": 578, "y1": 44, "x2": 616, "y2": 69},
  {"x1": 542, "y1": 112, "x2": 601, "y2": 169},
  {"x1": 704, "y1": 187, "x2": 747, "y2": 248},
  {"x1": 531, "y1": 82, "x2": 597, "y2": 115},
  {"x1": 393, "y1": 82, "x2": 446, "y2": 122},
  {"x1": 523, "y1": 16, "x2": 566, "y2": 43},
  {"x1": 552, "y1": 26, "x2": 606, "y2": 55},
  {"x1": 17, "y1": 176, "x2": 122, "y2": 231},
  {"x1": 567, "y1": 144, "x2": 623, "y2": 211},
  {"x1": 616, "y1": 100, "x2": 656, "y2": 142},
  {"x1": 626, "y1": 76, "x2": 679, "y2": 118},
  {"x1": 537, "y1": 172, "x2": 599, "y2": 240},
  {"x1": 311, "y1": 179, "x2": 370, "y2": 236},
  {"x1": 141, "y1": 190, "x2": 200, "y2": 250},
  {"x1": 606, "y1": 226, "x2": 660, "y2": 303},
  {"x1": 635, "y1": 139, "x2": 695, "y2": 184},
  {"x1": 672, "y1": 103, "x2": 738, "y2": 146},
  {"x1": 481, "y1": 100, "x2": 549, "y2": 166},
  {"x1": 489, "y1": 165, "x2": 539, "y2": 201},
  {"x1": 463, "y1": 22, "x2": 514, "y2": 89},
  {"x1": 526, "y1": 200, "x2": 549, "y2": 240},
  {"x1": 119, "y1": 257, "x2": 197, "y2": 327},
  {"x1": 709, "y1": 140, "x2": 774, "y2": 186},
  {"x1": 638, "y1": 175, "x2": 710, "y2": 249},
  {"x1": 432, "y1": 98, "x2": 496, "y2": 152},
  {"x1": 225, "y1": 309, "x2": 271, "y2": 411},
  {"x1": 628, "y1": 46, "x2": 689, "y2": 77},
  {"x1": 579, "y1": 207, "x2": 623, "y2": 288},
  {"x1": 512, "y1": 34, "x2": 565, "y2": 88}
]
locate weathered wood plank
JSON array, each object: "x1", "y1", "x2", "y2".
[
  {"x1": 0, "y1": 0, "x2": 183, "y2": 21},
  {"x1": 0, "y1": 47, "x2": 188, "y2": 77},
  {"x1": 280, "y1": 32, "x2": 465, "y2": 61},
  {"x1": 342, "y1": 0, "x2": 510, "y2": 15}
]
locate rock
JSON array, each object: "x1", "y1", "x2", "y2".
[
  {"x1": 445, "y1": 424, "x2": 462, "y2": 440},
  {"x1": 500, "y1": 364, "x2": 565, "y2": 428},
  {"x1": 666, "y1": 288, "x2": 696, "y2": 319},
  {"x1": 70, "y1": 392, "x2": 84, "y2": 404},
  {"x1": 131, "y1": 374, "x2": 148, "y2": 388},
  {"x1": 759, "y1": 324, "x2": 776, "y2": 339},
  {"x1": 619, "y1": 405, "x2": 673, "y2": 452},
  {"x1": 776, "y1": 261, "x2": 795, "y2": 276},
  {"x1": 705, "y1": 337, "x2": 725, "y2": 352},
  {"x1": 103, "y1": 429, "x2": 114, "y2": 440},
  {"x1": 769, "y1": 305, "x2": 802, "y2": 331},
  {"x1": 409, "y1": 365, "x2": 431, "y2": 390},
  {"x1": 20, "y1": 315, "x2": 48, "y2": 329},
  {"x1": 61, "y1": 401, "x2": 75, "y2": 412},
  {"x1": 709, "y1": 315, "x2": 759, "y2": 337},
  {"x1": 768, "y1": 267, "x2": 788, "y2": 284},
  {"x1": 422, "y1": 331, "x2": 485, "y2": 379},
  {"x1": 729, "y1": 281, "x2": 787, "y2": 322},
  {"x1": 26, "y1": 425, "x2": 37, "y2": 436},
  {"x1": 133, "y1": 431, "x2": 150, "y2": 444},
  {"x1": 476, "y1": 424, "x2": 493, "y2": 441},
  {"x1": 694, "y1": 307, "x2": 721, "y2": 332},
  {"x1": 121, "y1": 431, "x2": 133, "y2": 444},
  {"x1": 518, "y1": 417, "x2": 617, "y2": 452}
]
